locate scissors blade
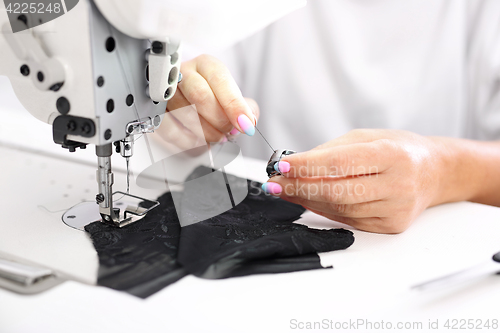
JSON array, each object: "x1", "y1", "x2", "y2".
[{"x1": 412, "y1": 255, "x2": 500, "y2": 292}]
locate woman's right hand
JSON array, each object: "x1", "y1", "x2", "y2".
[{"x1": 156, "y1": 54, "x2": 259, "y2": 150}]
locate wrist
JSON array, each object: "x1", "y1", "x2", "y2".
[
  {"x1": 428, "y1": 137, "x2": 500, "y2": 207},
  {"x1": 428, "y1": 137, "x2": 478, "y2": 206}
]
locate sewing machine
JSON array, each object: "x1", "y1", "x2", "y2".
[
  {"x1": 0, "y1": 0, "x2": 306, "y2": 230},
  {"x1": 0, "y1": 0, "x2": 183, "y2": 227}
]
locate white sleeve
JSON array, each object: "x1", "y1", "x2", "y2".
[{"x1": 466, "y1": 0, "x2": 500, "y2": 140}]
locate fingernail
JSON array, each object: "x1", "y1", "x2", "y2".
[
  {"x1": 237, "y1": 114, "x2": 255, "y2": 136},
  {"x1": 229, "y1": 127, "x2": 240, "y2": 136},
  {"x1": 220, "y1": 136, "x2": 228, "y2": 143},
  {"x1": 274, "y1": 161, "x2": 290, "y2": 173},
  {"x1": 261, "y1": 182, "x2": 282, "y2": 195}
]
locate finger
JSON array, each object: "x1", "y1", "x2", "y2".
[
  {"x1": 198, "y1": 115, "x2": 226, "y2": 143},
  {"x1": 267, "y1": 174, "x2": 388, "y2": 204},
  {"x1": 311, "y1": 129, "x2": 379, "y2": 151},
  {"x1": 195, "y1": 55, "x2": 256, "y2": 135},
  {"x1": 168, "y1": 90, "x2": 227, "y2": 142},
  {"x1": 306, "y1": 207, "x2": 406, "y2": 234},
  {"x1": 282, "y1": 196, "x2": 389, "y2": 218},
  {"x1": 167, "y1": 87, "x2": 190, "y2": 111},
  {"x1": 311, "y1": 129, "x2": 403, "y2": 151},
  {"x1": 179, "y1": 69, "x2": 233, "y2": 134},
  {"x1": 170, "y1": 104, "x2": 226, "y2": 143},
  {"x1": 157, "y1": 111, "x2": 204, "y2": 151},
  {"x1": 244, "y1": 97, "x2": 260, "y2": 123},
  {"x1": 304, "y1": 207, "x2": 359, "y2": 227},
  {"x1": 281, "y1": 140, "x2": 395, "y2": 178},
  {"x1": 305, "y1": 207, "x2": 391, "y2": 234}
]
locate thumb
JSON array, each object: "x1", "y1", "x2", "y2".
[{"x1": 244, "y1": 97, "x2": 260, "y2": 125}]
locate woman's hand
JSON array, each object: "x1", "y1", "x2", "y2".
[
  {"x1": 157, "y1": 54, "x2": 259, "y2": 148},
  {"x1": 261, "y1": 129, "x2": 454, "y2": 234}
]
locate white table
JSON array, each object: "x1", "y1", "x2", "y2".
[{"x1": 1, "y1": 76, "x2": 500, "y2": 333}]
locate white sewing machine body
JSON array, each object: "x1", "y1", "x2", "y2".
[
  {"x1": 0, "y1": 0, "x2": 181, "y2": 146},
  {"x1": 0, "y1": 0, "x2": 182, "y2": 226}
]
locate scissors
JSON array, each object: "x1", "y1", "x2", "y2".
[{"x1": 412, "y1": 251, "x2": 500, "y2": 291}]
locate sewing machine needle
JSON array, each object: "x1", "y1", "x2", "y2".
[
  {"x1": 255, "y1": 125, "x2": 275, "y2": 152},
  {"x1": 126, "y1": 157, "x2": 130, "y2": 194}
]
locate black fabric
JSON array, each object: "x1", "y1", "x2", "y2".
[
  {"x1": 85, "y1": 166, "x2": 355, "y2": 298},
  {"x1": 177, "y1": 174, "x2": 355, "y2": 278},
  {"x1": 85, "y1": 192, "x2": 187, "y2": 298}
]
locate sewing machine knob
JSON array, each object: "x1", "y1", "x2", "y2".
[
  {"x1": 20, "y1": 64, "x2": 30, "y2": 76},
  {"x1": 32, "y1": 58, "x2": 66, "y2": 92}
]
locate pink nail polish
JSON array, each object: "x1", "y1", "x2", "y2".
[
  {"x1": 261, "y1": 182, "x2": 282, "y2": 195},
  {"x1": 220, "y1": 136, "x2": 228, "y2": 143},
  {"x1": 237, "y1": 115, "x2": 255, "y2": 136},
  {"x1": 229, "y1": 127, "x2": 240, "y2": 136},
  {"x1": 277, "y1": 161, "x2": 290, "y2": 173}
]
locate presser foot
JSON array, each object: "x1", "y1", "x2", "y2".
[
  {"x1": 100, "y1": 191, "x2": 159, "y2": 228},
  {"x1": 62, "y1": 191, "x2": 159, "y2": 230}
]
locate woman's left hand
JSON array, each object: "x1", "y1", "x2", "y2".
[{"x1": 261, "y1": 129, "x2": 452, "y2": 234}]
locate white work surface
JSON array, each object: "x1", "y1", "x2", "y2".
[{"x1": 1, "y1": 76, "x2": 500, "y2": 332}]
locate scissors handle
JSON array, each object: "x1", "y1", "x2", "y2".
[{"x1": 493, "y1": 251, "x2": 500, "y2": 263}]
